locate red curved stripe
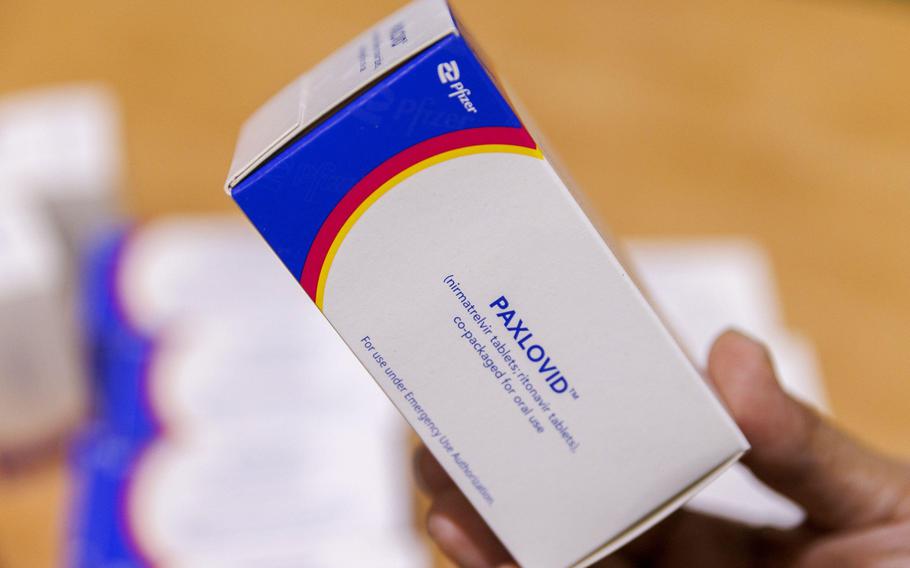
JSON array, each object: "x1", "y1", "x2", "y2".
[{"x1": 299, "y1": 126, "x2": 536, "y2": 300}]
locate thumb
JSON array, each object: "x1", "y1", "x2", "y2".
[{"x1": 707, "y1": 330, "x2": 910, "y2": 531}]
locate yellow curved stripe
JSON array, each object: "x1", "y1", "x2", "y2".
[{"x1": 315, "y1": 144, "x2": 543, "y2": 309}]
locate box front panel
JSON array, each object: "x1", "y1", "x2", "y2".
[{"x1": 232, "y1": 31, "x2": 746, "y2": 568}]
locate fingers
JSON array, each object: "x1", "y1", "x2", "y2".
[
  {"x1": 414, "y1": 445, "x2": 456, "y2": 495},
  {"x1": 796, "y1": 521, "x2": 910, "y2": 567},
  {"x1": 624, "y1": 509, "x2": 803, "y2": 567},
  {"x1": 708, "y1": 330, "x2": 910, "y2": 530},
  {"x1": 427, "y1": 490, "x2": 516, "y2": 568},
  {"x1": 415, "y1": 447, "x2": 639, "y2": 567},
  {"x1": 414, "y1": 446, "x2": 515, "y2": 568}
]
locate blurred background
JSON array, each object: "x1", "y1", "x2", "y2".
[{"x1": 0, "y1": 0, "x2": 908, "y2": 566}]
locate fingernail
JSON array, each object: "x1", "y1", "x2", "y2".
[{"x1": 427, "y1": 513, "x2": 459, "y2": 544}]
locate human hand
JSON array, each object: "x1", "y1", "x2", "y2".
[{"x1": 413, "y1": 330, "x2": 910, "y2": 567}]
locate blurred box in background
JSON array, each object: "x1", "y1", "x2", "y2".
[
  {"x1": 0, "y1": 84, "x2": 122, "y2": 253},
  {"x1": 70, "y1": 217, "x2": 427, "y2": 567},
  {"x1": 0, "y1": 195, "x2": 85, "y2": 459},
  {"x1": 0, "y1": 84, "x2": 123, "y2": 464}
]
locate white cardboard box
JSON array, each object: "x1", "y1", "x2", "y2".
[{"x1": 224, "y1": 2, "x2": 749, "y2": 566}]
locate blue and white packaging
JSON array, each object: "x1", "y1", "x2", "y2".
[
  {"x1": 72, "y1": 218, "x2": 426, "y2": 567},
  {"x1": 224, "y1": 1, "x2": 749, "y2": 566},
  {"x1": 82, "y1": 218, "x2": 298, "y2": 440}
]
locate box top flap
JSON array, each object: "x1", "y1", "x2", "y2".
[{"x1": 225, "y1": 0, "x2": 457, "y2": 192}]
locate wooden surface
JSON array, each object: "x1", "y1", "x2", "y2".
[{"x1": 1, "y1": 1, "x2": 909, "y2": 566}]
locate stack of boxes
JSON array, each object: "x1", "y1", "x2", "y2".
[{"x1": 71, "y1": 217, "x2": 426, "y2": 566}]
